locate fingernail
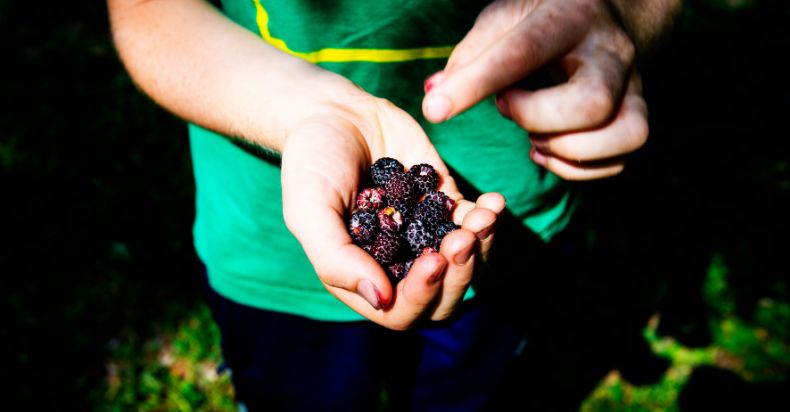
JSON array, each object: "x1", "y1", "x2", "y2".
[
  {"x1": 423, "y1": 71, "x2": 445, "y2": 93},
  {"x1": 495, "y1": 94, "x2": 511, "y2": 118},
  {"x1": 530, "y1": 147, "x2": 547, "y2": 166},
  {"x1": 424, "y1": 93, "x2": 452, "y2": 122},
  {"x1": 477, "y1": 223, "x2": 495, "y2": 241},
  {"x1": 454, "y1": 242, "x2": 475, "y2": 265},
  {"x1": 358, "y1": 279, "x2": 381, "y2": 310},
  {"x1": 428, "y1": 259, "x2": 448, "y2": 284}
]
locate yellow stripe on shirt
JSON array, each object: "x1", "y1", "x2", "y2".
[{"x1": 252, "y1": 0, "x2": 454, "y2": 63}]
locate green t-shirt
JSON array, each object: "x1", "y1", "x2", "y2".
[{"x1": 190, "y1": 0, "x2": 576, "y2": 321}]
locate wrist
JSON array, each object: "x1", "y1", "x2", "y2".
[{"x1": 605, "y1": 0, "x2": 682, "y2": 55}]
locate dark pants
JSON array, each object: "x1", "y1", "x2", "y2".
[{"x1": 205, "y1": 285, "x2": 525, "y2": 412}]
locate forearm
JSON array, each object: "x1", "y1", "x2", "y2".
[
  {"x1": 108, "y1": 0, "x2": 362, "y2": 152},
  {"x1": 607, "y1": 0, "x2": 682, "y2": 54}
]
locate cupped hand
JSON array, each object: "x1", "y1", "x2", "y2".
[
  {"x1": 422, "y1": 0, "x2": 649, "y2": 180},
  {"x1": 281, "y1": 96, "x2": 505, "y2": 330}
]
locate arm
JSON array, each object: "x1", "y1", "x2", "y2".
[
  {"x1": 108, "y1": 0, "x2": 504, "y2": 329},
  {"x1": 107, "y1": 0, "x2": 355, "y2": 152},
  {"x1": 608, "y1": 0, "x2": 683, "y2": 54},
  {"x1": 422, "y1": 0, "x2": 682, "y2": 180}
]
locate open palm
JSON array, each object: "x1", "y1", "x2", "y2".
[{"x1": 281, "y1": 98, "x2": 504, "y2": 330}]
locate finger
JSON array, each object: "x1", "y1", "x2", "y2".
[
  {"x1": 475, "y1": 192, "x2": 506, "y2": 216},
  {"x1": 443, "y1": 2, "x2": 525, "y2": 72},
  {"x1": 498, "y1": 42, "x2": 633, "y2": 133},
  {"x1": 529, "y1": 92, "x2": 648, "y2": 162},
  {"x1": 285, "y1": 188, "x2": 396, "y2": 309},
  {"x1": 530, "y1": 147, "x2": 627, "y2": 180},
  {"x1": 428, "y1": 228, "x2": 477, "y2": 320},
  {"x1": 462, "y1": 206, "x2": 497, "y2": 263},
  {"x1": 475, "y1": 193, "x2": 505, "y2": 261},
  {"x1": 330, "y1": 252, "x2": 447, "y2": 330},
  {"x1": 451, "y1": 199, "x2": 476, "y2": 226},
  {"x1": 281, "y1": 136, "x2": 395, "y2": 310},
  {"x1": 423, "y1": 3, "x2": 588, "y2": 123},
  {"x1": 428, "y1": 206, "x2": 498, "y2": 320},
  {"x1": 424, "y1": 2, "x2": 525, "y2": 93}
]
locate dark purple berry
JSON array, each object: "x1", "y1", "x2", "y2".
[
  {"x1": 387, "y1": 199, "x2": 413, "y2": 221},
  {"x1": 348, "y1": 211, "x2": 378, "y2": 245},
  {"x1": 357, "y1": 187, "x2": 386, "y2": 211},
  {"x1": 377, "y1": 206, "x2": 404, "y2": 232},
  {"x1": 387, "y1": 259, "x2": 414, "y2": 281},
  {"x1": 370, "y1": 230, "x2": 401, "y2": 265},
  {"x1": 405, "y1": 220, "x2": 438, "y2": 255},
  {"x1": 422, "y1": 191, "x2": 455, "y2": 214},
  {"x1": 371, "y1": 157, "x2": 404, "y2": 187},
  {"x1": 413, "y1": 200, "x2": 448, "y2": 224},
  {"x1": 408, "y1": 164, "x2": 439, "y2": 195},
  {"x1": 385, "y1": 173, "x2": 418, "y2": 205},
  {"x1": 435, "y1": 222, "x2": 460, "y2": 250}
]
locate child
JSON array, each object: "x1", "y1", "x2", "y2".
[{"x1": 108, "y1": 0, "x2": 679, "y2": 409}]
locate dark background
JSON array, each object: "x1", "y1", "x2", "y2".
[{"x1": 1, "y1": 0, "x2": 788, "y2": 410}]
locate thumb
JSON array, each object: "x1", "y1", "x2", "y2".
[
  {"x1": 422, "y1": 4, "x2": 586, "y2": 123},
  {"x1": 285, "y1": 199, "x2": 394, "y2": 310},
  {"x1": 309, "y1": 240, "x2": 394, "y2": 310}
]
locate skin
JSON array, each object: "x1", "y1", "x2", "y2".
[
  {"x1": 108, "y1": 0, "x2": 678, "y2": 329},
  {"x1": 423, "y1": 0, "x2": 681, "y2": 180},
  {"x1": 108, "y1": 0, "x2": 503, "y2": 330}
]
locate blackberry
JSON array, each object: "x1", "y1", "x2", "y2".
[
  {"x1": 370, "y1": 230, "x2": 401, "y2": 265},
  {"x1": 413, "y1": 200, "x2": 448, "y2": 223},
  {"x1": 435, "y1": 222, "x2": 460, "y2": 250},
  {"x1": 371, "y1": 157, "x2": 404, "y2": 187},
  {"x1": 423, "y1": 191, "x2": 455, "y2": 215},
  {"x1": 387, "y1": 259, "x2": 414, "y2": 282},
  {"x1": 377, "y1": 206, "x2": 404, "y2": 232},
  {"x1": 408, "y1": 164, "x2": 439, "y2": 195},
  {"x1": 387, "y1": 199, "x2": 413, "y2": 221},
  {"x1": 385, "y1": 173, "x2": 418, "y2": 205},
  {"x1": 348, "y1": 211, "x2": 378, "y2": 245},
  {"x1": 405, "y1": 219, "x2": 438, "y2": 255},
  {"x1": 357, "y1": 187, "x2": 386, "y2": 212}
]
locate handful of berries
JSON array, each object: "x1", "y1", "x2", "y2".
[{"x1": 348, "y1": 157, "x2": 459, "y2": 283}]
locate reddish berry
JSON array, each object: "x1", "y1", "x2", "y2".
[
  {"x1": 421, "y1": 247, "x2": 438, "y2": 256},
  {"x1": 387, "y1": 260, "x2": 414, "y2": 281},
  {"x1": 377, "y1": 206, "x2": 404, "y2": 232},
  {"x1": 357, "y1": 187, "x2": 386, "y2": 211}
]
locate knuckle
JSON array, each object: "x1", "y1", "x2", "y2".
[
  {"x1": 388, "y1": 319, "x2": 414, "y2": 332},
  {"x1": 581, "y1": 82, "x2": 615, "y2": 124},
  {"x1": 618, "y1": 36, "x2": 636, "y2": 67}
]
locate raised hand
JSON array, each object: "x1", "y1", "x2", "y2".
[{"x1": 422, "y1": 0, "x2": 650, "y2": 180}]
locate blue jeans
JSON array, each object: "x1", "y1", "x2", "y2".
[{"x1": 205, "y1": 284, "x2": 526, "y2": 412}]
